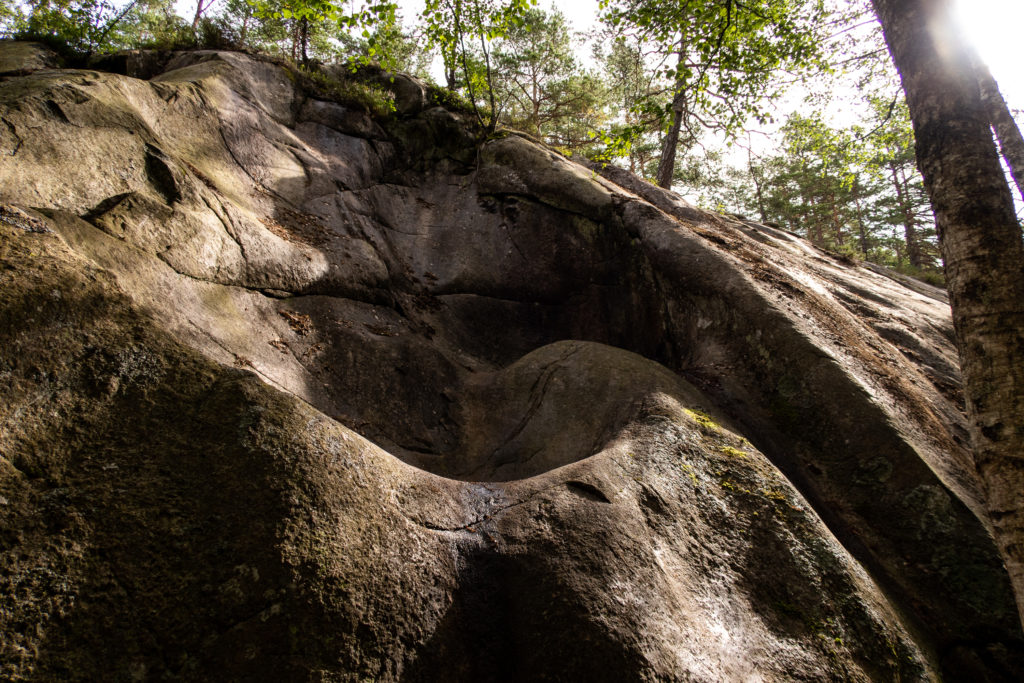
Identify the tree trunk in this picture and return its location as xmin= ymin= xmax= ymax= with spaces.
xmin=239 ymin=11 xmax=249 ymax=47
xmin=872 ymin=0 xmax=1024 ymax=628
xmin=191 ymin=0 xmax=215 ymax=31
xmin=797 ymin=179 xmax=820 ymax=245
xmin=748 ymin=149 xmax=768 ymax=223
xmin=977 ymin=62 xmax=1024 ymax=203
xmin=657 ymin=50 xmax=687 ymax=190
xmin=530 ymin=72 xmax=541 ymax=137
xmin=656 ymin=93 xmax=684 ymax=189
xmin=828 ymin=188 xmax=844 ymax=247
xmin=299 ymin=18 xmax=309 ymax=66
xmin=890 ymin=161 xmax=923 ymax=267
xmin=853 ymin=181 xmax=870 ymax=258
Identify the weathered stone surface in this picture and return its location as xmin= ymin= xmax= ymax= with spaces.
xmin=0 ymin=40 xmax=61 ymax=77
xmin=89 ymin=49 xmax=172 ymax=79
xmin=1 ymin=41 xmax=1022 ymax=680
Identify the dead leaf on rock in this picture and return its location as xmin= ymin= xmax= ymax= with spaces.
xmin=259 ymin=208 xmax=330 ymax=247
xmin=279 ymin=310 xmax=313 ymax=336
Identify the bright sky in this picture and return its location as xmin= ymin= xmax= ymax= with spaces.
xmin=953 ymin=0 xmax=1023 ymax=113
xmin=537 ymin=0 xmax=1024 ymax=116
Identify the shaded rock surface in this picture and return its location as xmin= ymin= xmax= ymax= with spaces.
xmin=1 ymin=41 xmax=1021 ymax=680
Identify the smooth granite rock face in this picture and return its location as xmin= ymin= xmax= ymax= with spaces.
xmin=1 ymin=41 xmax=1022 ymax=681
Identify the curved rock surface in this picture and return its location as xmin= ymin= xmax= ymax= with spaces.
xmin=1 ymin=41 xmax=1022 ymax=680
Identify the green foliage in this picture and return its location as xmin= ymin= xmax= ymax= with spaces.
xmin=426 ymin=82 xmax=475 ymax=114
xmin=420 ymin=0 xmax=534 ymax=132
xmin=892 ymin=263 xmax=945 ymax=288
xmin=220 ymin=0 xmax=292 ymax=54
xmin=681 ymin=99 xmax=941 ymax=278
xmin=295 ymin=64 xmax=395 ymax=116
xmin=590 ymin=36 xmax=661 ymax=172
xmin=242 ymin=0 xmax=397 ymax=63
xmin=11 ymin=0 xmax=207 ymax=54
xmin=0 ymin=0 xmax=22 ymax=36
xmin=489 ymin=7 xmax=607 ymax=154
xmin=357 ymin=12 xmax=430 ymax=76
xmin=263 ymin=0 xmax=394 ymax=29
xmin=15 ymin=0 xmax=137 ymax=53
xmin=11 ymin=0 xmax=230 ymax=54
xmin=115 ymin=0 xmax=196 ymax=50
xmin=762 ymin=112 xmax=873 ymax=251
xmin=598 ymin=0 xmax=831 ymax=184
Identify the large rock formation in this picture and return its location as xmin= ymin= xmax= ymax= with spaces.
xmin=1 ymin=40 xmax=1021 ymax=680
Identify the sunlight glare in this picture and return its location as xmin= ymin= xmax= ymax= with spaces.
xmin=952 ymin=0 xmax=1024 ymax=112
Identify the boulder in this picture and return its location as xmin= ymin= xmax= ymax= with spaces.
xmin=0 ymin=40 xmax=61 ymax=77
xmin=1 ymin=42 xmax=1021 ymax=681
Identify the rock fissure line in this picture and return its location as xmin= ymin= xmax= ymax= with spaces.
xmin=1 ymin=116 xmax=21 ymax=156
xmin=196 ymin=190 xmax=247 ymax=263
xmin=182 ymin=318 xmax=303 ymax=396
xmin=492 ymin=344 xmax=582 ymax=454
xmin=333 ymin=191 xmax=398 ymax=285
xmin=482 ymin=188 xmax=607 ymax=224
xmin=499 ymin=219 xmax=529 ymax=263
xmin=65 ymin=206 xmax=398 ymax=312
xmin=213 ymin=123 xmax=286 ymax=206
xmin=432 ymin=290 xmax=564 ymax=306
xmin=414 ymin=482 xmax=566 ymax=533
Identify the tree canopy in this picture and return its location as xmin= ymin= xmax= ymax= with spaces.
xmin=599 ymin=0 xmax=831 ymax=187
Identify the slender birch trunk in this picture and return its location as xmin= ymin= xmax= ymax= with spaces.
xmin=977 ymin=62 xmax=1024 ymax=204
xmin=872 ymin=0 xmax=1024 ymax=628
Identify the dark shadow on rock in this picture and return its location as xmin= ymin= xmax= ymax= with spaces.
xmin=402 ymin=549 xmax=519 ymax=683
xmin=403 ymin=544 xmax=648 ymax=683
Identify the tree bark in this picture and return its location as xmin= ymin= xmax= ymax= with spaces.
xmin=192 ymin=0 xmax=215 ymax=30
xmin=977 ymin=62 xmax=1024 ymax=204
xmin=748 ymin=148 xmax=768 ymax=223
xmin=445 ymin=63 xmax=457 ymax=91
xmin=853 ymin=188 xmax=870 ymax=258
xmin=300 ymin=18 xmax=309 ymax=66
xmin=890 ymin=161 xmax=923 ymax=267
xmin=239 ymin=11 xmax=249 ymax=47
xmin=657 ymin=49 xmax=687 ymax=190
xmin=656 ymin=91 xmax=684 ymax=189
xmin=828 ymin=188 xmax=844 ymax=247
xmin=872 ymin=0 xmax=1024 ymax=627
